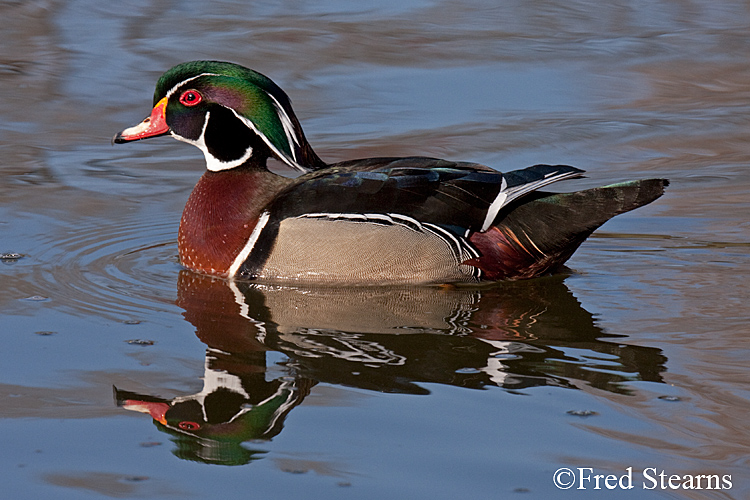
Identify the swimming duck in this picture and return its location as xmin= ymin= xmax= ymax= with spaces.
xmin=114 ymin=61 xmax=667 ymax=285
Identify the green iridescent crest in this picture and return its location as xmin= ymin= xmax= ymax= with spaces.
xmin=155 ymin=61 xmax=305 ymax=170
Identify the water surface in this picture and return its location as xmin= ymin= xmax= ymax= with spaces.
xmin=2 ymin=1 xmax=750 ymax=499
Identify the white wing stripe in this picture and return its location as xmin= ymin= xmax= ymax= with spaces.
xmin=480 ymin=169 xmax=582 ymax=231
xmin=481 ymin=177 xmax=508 ymax=232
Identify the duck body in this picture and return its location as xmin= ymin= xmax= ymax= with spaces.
xmin=115 ymin=61 xmax=667 ymax=285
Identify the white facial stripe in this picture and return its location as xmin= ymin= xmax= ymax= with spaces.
xmin=165 ymin=72 xmax=222 ymax=100
xmin=274 ymin=102 xmax=298 ymax=162
xmin=229 ymin=210 xmax=271 ymax=278
xmin=266 ymin=92 xmax=301 ymax=159
xmin=233 ymin=111 xmax=306 ymax=172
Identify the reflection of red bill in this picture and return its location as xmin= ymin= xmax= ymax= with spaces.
xmin=121 ymin=399 xmax=169 ymax=425
xmin=113 ymin=97 xmax=169 ymax=143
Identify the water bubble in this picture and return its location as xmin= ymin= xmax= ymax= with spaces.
xmin=658 ymin=395 xmax=681 ymax=402
xmin=566 ymin=410 xmax=598 ymax=417
xmin=23 ymin=295 xmax=49 ymax=301
xmin=125 ymin=339 xmax=154 ymax=346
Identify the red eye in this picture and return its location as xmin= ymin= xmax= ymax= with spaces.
xmin=178 ymin=421 xmax=201 ymax=430
xmin=179 ymin=90 xmax=202 ymax=106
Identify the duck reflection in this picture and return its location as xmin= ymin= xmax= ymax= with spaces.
xmin=116 ymin=271 xmax=666 ymax=464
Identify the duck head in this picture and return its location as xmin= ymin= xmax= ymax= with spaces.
xmin=114 ymin=60 xmax=324 ymax=172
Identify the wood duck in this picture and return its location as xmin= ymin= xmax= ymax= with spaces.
xmin=114 ymin=61 xmax=667 ymax=285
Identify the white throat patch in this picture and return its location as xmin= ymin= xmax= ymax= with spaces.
xmin=172 ymin=110 xmax=254 ymax=172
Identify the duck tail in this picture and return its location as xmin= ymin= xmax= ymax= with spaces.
xmin=466 ymin=179 xmax=669 ymax=280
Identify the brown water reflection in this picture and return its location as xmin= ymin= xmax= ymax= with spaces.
xmin=115 ymin=271 xmax=666 ymax=465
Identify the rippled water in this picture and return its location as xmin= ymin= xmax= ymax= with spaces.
xmin=2 ymin=1 xmax=750 ymax=499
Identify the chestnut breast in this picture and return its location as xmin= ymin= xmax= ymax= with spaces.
xmin=178 ymin=168 xmax=291 ymax=277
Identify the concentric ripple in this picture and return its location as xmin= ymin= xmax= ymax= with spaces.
xmin=20 ymin=209 xmax=182 ymax=321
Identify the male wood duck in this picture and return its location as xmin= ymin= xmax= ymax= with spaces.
xmin=114 ymin=61 xmax=668 ymax=285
